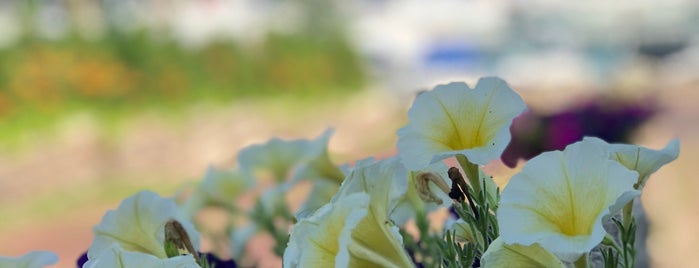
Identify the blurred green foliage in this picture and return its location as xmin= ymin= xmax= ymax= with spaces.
xmin=0 ymin=29 xmax=365 ymax=147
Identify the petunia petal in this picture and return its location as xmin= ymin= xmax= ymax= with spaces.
xmin=0 ymin=251 xmax=58 ymax=268
xmin=333 ymin=158 xmax=415 ymax=267
xmin=295 ymin=179 xmax=341 ymax=220
xmin=481 ymin=238 xmax=564 ymax=268
xmin=83 ymin=244 xmax=200 ymax=268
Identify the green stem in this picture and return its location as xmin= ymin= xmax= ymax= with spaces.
xmin=621 ymin=199 xmax=637 ymax=267
xmin=455 ymin=155 xmax=481 ymax=196
xmin=574 ymin=253 xmax=589 ymax=268
xmin=621 ymin=199 xmax=634 ymax=230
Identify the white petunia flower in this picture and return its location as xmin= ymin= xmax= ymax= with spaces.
xmin=583 ymin=137 xmax=679 ymax=189
xmin=284 ymin=158 xmax=415 ymax=268
xmin=397 ymin=77 xmax=526 ymax=169
xmin=0 ymin=251 xmax=58 ymax=268
xmin=284 ymin=192 xmax=370 ymax=267
xmin=181 ymin=167 xmax=253 ymax=218
xmin=332 ymin=158 xmax=406 ymax=221
xmin=498 ymin=139 xmax=640 ymax=262
xmin=88 ymin=191 xmax=200 ymax=261
xmin=237 ymin=129 xmax=344 ymax=219
xmin=238 ymin=129 xmax=341 ymax=183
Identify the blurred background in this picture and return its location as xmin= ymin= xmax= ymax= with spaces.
xmin=0 ymin=0 xmax=697 ymax=267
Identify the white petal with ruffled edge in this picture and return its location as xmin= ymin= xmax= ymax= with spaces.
xmin=481 ymin=238 xmax=564 ymax=268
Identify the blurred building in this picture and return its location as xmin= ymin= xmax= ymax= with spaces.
xmin=0 ymin=0 xmax=697 ymax=93
xmin=346 ymin=0 xmax=699 ymax=92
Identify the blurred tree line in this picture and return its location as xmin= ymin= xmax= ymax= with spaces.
xmin=0 ymin=0 xmax=365 ymax=146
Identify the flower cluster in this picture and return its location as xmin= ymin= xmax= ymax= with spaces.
xmin=2 ymin=77 xmax=679 ymax=267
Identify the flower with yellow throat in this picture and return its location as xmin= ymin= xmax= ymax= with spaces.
xmin=497 ymin=139 xmax=640 ymax=262
xmin=397 ymin=77 xmax=526 ymax=169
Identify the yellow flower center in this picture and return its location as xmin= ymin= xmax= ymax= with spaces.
xmin=545 ymin=202 xmax=596 ymax=237
xmin=446 ymin=126 xmax=486 ymax=151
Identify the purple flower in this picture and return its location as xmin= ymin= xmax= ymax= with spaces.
xmin=502 ymin=97 xmax=656 ymax=167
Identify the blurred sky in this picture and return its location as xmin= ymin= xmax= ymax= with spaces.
xmin=0 ymin=1 xmax=697 ymax=267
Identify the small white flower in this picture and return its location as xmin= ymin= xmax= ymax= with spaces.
xmin=237 ymin=129 xmax=344 ymax=219
xmin=0 ymin=251 xmax=58 ymax=268
xmin=181 ymin=167 xmax=253 ymax=218
xmin=584 ymin=137 xmax=679 ymax=189
xmin=238 ymin=129 xmax=341 ymax=183
xmin=498 ymin=139 xmax=640 ymax=262
xmin=397 ymin=77 xmax=526 ymax=169
xmin=88 ymin=191 xmax=200 ymax=261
